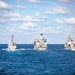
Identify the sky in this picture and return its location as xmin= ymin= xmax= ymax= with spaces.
xmin=0 ymin=0 xmax=75 ymax=44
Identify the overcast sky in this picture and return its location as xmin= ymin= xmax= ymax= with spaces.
xmin=0 ymin=0 xmax=75 ymax=44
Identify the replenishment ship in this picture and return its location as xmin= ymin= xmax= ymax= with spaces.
xmin=65 ymin=35 xmax=75 ymax=50
xmin=8 ymin=35 xmax=16 ymax=51
xmin=34 ymin=33 xmax=47 ymax=50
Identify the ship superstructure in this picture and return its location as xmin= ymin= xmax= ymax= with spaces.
xmin=34 ymin=33 xmax=47 ymax=50
xmin=8 ymin=35 xmax=16 ymax=51
xmin=65 ymin=35 xmax=75 ymax=50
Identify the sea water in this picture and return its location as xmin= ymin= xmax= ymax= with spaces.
xmin=0 ymin=44 xmax=75 ymax=75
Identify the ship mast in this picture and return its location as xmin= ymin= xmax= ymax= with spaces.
xmin=40 ymin=33 xmax=43 ymax=39
xmin=11 ymin=35 xmax=14 ymax=42
xmin=68 ymin=34 xmax=71 ymax=39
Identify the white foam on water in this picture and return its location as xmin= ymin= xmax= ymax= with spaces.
xmin=17 ymin=48 xmax=33 ymax=50
xmin=2 ymin=48 xmax=33 ymax=52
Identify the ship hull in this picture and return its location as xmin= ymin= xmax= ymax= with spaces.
xmin=34 ymin=47 xmax=47 ymax=50
xmin=65 ymin=47 xmax=75 ymax=51
xmin=8 ymin=44 xmax=16 ymax=51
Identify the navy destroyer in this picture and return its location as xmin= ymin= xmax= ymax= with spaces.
xmin=65 ymin=35 xmax=75 ymax=50
xmin=8 ymin=35 xmax=16 ymax=51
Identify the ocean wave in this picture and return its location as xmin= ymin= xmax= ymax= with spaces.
xmin=2 ymin=48 xmax=65 ymax=52
xmin=2 ymin=48 xmax=34 ymax=51
xmin=2 ymin=48 xmax=49 ymax=51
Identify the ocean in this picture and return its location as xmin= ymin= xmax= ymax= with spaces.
xmin=0 ymin=44 xmax=75 ymax=75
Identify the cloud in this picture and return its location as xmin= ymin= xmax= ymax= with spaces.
xmin=15 ymin=5 xmax=26 ymax=9
xmin=9 ymin=16 xmax=34 ymax=22
xmin=35 ymin=12 xmax=46 ymax=19
xmin=6 ymin=23 xmax=21 ymax=32
xmin=60 ymin=0 xmax=70 ymax=3
xmin=0 ymin=18 xmax=5 ymax=23
xmin=20 ymin=26 xmax=29 ymax=30
xmin=23 ymin=16 xmax=34 ymax=21
xmin=41 ymin=26 xmax=60 ymax=34
xmin=0 ymin=1 xmax=10 ymax=9
xmin=15 ymin=5 xmax=39 ymax=9
xmin=55 ymin=19 xmax=63 ymax=24
xmin=0 ymin=11 xmax=21 ymax=24
xmin=0 ymin=11 xmax=48 ymax=32
xmin=45 ymin=6 xmax=68 ymax=15
xmin=64 ymin=17 xmax=75 ymax=24
xmin=10 ymin=15 xmax=46 ymax=22
xmin=0 ymin=10 xmax=47 ymax=24
xmin=65 ymin=26 xmax=75 ymax=32
xmin=56 ymin=17 xmax=75 ymax=25
xmin=27 ymin=0 xmax=40 ymax=3
xmin=43 ymin=21 xmax=49 ymax=25
xmin=22 ymin=22 xmax=36 ymax=27
xmin=2 ymin=11 xmax=20 ymax=17
xmin=19 ymin=22 xmax=37 ymax=30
